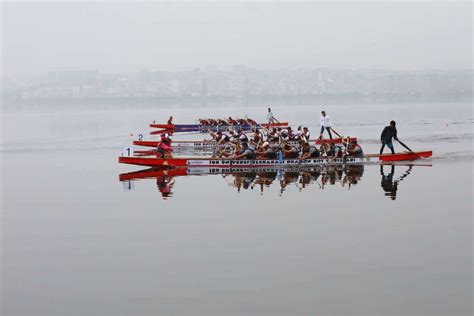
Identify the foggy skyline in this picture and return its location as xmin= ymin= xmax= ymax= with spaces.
xmin=2 ymin=1 xmax=472 ymax=77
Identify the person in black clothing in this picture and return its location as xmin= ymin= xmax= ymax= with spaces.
xmin=380 ymin=120 xmax=398 ymax=154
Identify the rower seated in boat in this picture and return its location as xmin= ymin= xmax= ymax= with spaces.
xmin=318 ymin=140 xmax=330 ymax=156
xmin=256 ymin=142 xmax=277 ymax=159
xmin=246 ymin=118 xmax=257 ymax=125
xmin=237 ymin=130 xmax=249 ymax=143
xmin=345 ymin=139 xmax=364 ymax=157
xmin=301 ymin=127 xmax=310 ymax=142
xmin=281 ymin=142 xmax=299 ymax=159
xmin=227 ymin=117 xmax=238 ymax=125
xmin=229 ymin=130 xmax=240 ymax=144
xmin=267 ymin=128 xmax=280 ymax=142
xmin=300 ymin=142 xmax=320 ymax=159
xmin=167 ymin=116 xmax=173 ymax=125
xmin=199 ymin=119 xmax=210 ymax=126
xmin=237 ymin=118 xmax=246 ymax=126
xmin=157 ymin=134 xmax=173 ymax=158
xmin=252 ymin=130 xmax=263 ymax=146
xmin=286 ymin=127 xmax=296 ymax=140
xmin=231 ymin=141 xmax=257 ymax=160
xmin=217 ymin=119 xmax=229 ymax=126
xmin=327 ymin=143 xmax=343 ymax=159
xmin=210 ymin=131 xmax=231 ymax=145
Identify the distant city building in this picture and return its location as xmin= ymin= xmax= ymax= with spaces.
xmin=1 ymin=67 xmax=472 ymax=102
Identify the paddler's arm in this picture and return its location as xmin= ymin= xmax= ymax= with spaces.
xmin=300 ymin=151 xmax=310 ymax=160
xmin=380 ymin=127 xmax=387 ymax=142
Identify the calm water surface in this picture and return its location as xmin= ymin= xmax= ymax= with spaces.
xmin=1 ymin=102 xmax=472 ymax=315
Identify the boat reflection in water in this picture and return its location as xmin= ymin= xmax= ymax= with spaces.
xmin=120 ymin=164 xmax=426 ymax=200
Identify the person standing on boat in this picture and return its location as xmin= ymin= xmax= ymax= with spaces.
xmin=320 ymin=111 xmax=333 ymax=139
xmin=380 ymin=120 xmax=398 ymax=154
xmin=267 ymin=107 xmax=280 ymax=124
xmin=380 ymin=120 xmax=414 ymax=154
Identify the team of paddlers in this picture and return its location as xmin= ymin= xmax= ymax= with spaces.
xmin=157 ymin=109 xmax=407 ymax=160
xmin=168 ymin=116 xmax=259 ymax=127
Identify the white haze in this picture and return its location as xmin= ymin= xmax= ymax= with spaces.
xmin=1 ymin=1 xmax=472 ymax=77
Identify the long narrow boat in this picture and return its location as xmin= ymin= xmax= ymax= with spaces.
xmin=136 ymin=137 xmax=358 ymax=148
xmin=133 ymin=137 xmax=358 ymax=148
xmin=149 ymin=122 xmax=288 ymax=134
xmin=118 ymin=151 xmax=432 ymax=167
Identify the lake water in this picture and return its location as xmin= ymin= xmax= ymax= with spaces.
xmin=1 ymin=102 xmax=472 ymax=315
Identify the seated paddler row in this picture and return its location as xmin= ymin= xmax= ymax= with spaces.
xmin=155 ymin=126 xmax=363 ymax=160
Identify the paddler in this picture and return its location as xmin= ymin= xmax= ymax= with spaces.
xmin=319 ymin=139 xmax=331 ymax=157
xmin=156 ymin=133 xmax=173 ymax=158
xmin=167 ymin=116 xmax=173 ymax=125
xmin=296 ymin=126 xmax=310 ymax=142
xmin=300 ymin=142 xmax=320 ymax=159
xmin=210 ymin=131 xmax=231 ymax=145
xmin=345 ymin=139 xmax=364 ymax=157
xmin=281 ymin=142 xmax=299 ymax=158
xmin=237 ymin=130 xmax=249 ymax=143
xmin=320 ymin=110 xmax=333 ymax=139
xmin=227 ymin=117 xmax=238 ymax=125
xmin=231 ymin=141 xmax=257 ymax=159
xmin=327 ymin=142 xmax=343 ymax=159
xmin=256 ymin=141 xmax=277 ymax=159
xmin=252 ymin=130 xmax=263 ymax=146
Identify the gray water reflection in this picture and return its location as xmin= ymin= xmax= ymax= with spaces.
xmin=120 ymin=164 xmax=426 ymax=200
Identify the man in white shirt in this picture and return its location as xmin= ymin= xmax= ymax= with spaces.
xmin=320 ymin=110 xmax=333 ymax=139
xmin=267 ymin=107 xmax=280 ymax=124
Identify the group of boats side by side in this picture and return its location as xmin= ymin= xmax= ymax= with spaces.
xmin=118 ymin=109 xmax=433 ymax=168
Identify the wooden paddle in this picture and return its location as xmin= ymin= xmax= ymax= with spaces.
xmin=330 ymin=128 xmax=343 ymax=138
xmin=396 ymin=139 xmax=414 ymax=153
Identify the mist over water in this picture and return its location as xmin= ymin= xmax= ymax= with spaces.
xmin=1 ymin=1 xmax=473 ymax=314
xmin=1 ymin=101 xmax=473 ymax=315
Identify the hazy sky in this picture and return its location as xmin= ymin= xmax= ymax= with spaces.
xmin=1 ymin=1 xmax=472 ymax=76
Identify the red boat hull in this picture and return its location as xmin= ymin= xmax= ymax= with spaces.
xmin=119 ymin=151 xmax=432 ymax=167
